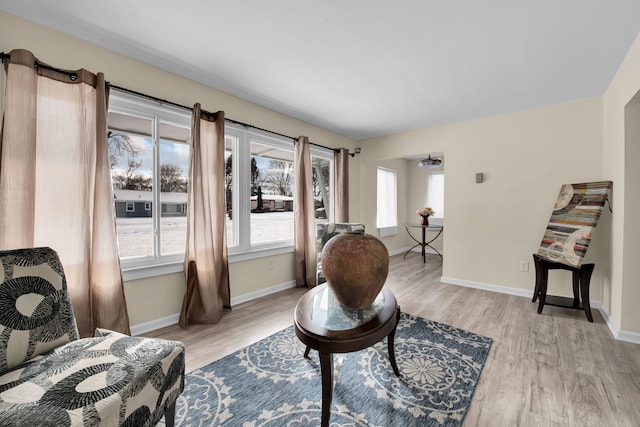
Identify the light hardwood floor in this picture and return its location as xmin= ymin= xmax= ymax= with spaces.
xmin=148 ymin=253 xmax=640 ymax=426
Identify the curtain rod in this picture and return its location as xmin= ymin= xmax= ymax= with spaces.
xmin=106 ymin=83 xmax=340 ymax=153
xmin=1 ymin=51 xmax=342 ymax=154
xmin=1 ymin=51 xmax=78 ymax=81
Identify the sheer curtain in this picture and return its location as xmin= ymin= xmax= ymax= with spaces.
xmin=334 ymin=148 xmax=350 ymax=222
xmin=180 ymin=104 xmax=230 ymax=327
xmin=294 ymin=136 xmax=317 ymax=288
xmin=0 ymin=49 xmax=130 ymax=337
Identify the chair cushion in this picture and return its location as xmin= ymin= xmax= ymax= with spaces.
xmin=0 ymin=334 xmax=185 ymax=426
xmin=316 ymin=223 xmax=365 ymax=255
xmin=0 ymin=247 xmax=79 ymax=375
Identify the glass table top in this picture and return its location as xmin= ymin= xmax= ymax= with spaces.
xmin=306 ymin=285 xmax=385 ymax=331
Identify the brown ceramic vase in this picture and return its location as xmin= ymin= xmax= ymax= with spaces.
xmin=321 ymin=232 xmax=389 ymax=309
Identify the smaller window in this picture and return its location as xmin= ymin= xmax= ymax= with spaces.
xmin=126 ymin=202 xmax=135 ymax=212
xmin=377 ymin=167 xmax=397 ymax=236
xmin=426 ymin=172 xmax=445 ymax=220
xmin=144 ymin=202 xmax=151 ymax=211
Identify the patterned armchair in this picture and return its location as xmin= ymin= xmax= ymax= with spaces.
xmin=316 ymin=222 xmax=365 ymax=285
xmin=0 ymin=247 xmax=185 ymax=426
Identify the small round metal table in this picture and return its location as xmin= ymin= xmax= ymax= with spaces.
xmin=293 ymin=284 xmax=401 ymax=427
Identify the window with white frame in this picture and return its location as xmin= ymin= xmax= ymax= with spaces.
xmin=376 ymin=166 xmax=397 ymax=235
xmin=108 ymin=90 xmax=191 ymax=276
xmin=426 ymin=172 xmax=444 ymax=222
xmin=224 ymin=123 xmax=334 ymax=259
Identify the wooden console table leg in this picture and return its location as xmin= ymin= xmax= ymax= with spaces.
xmin=532 ymin=255 xmax=541 ymax=302
xmin=571 ymin=271 xmax=581 ymax=308
xmin=319 ymin=352 xmax=333 ymax=427
xmin=536 ymin=261 xmax=549 ymax=314
xmin=580 ymin=264 xmax=595 ymax=322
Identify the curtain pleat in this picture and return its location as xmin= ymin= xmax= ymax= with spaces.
xmin=334 ymin=148 xmax=350 ymax=222
xmin=294 ymin=136 xmax=317 ymax=288
xmin=0 ymin=49 xmax=130 ymax=337
xmin=179 ymin=104 xmax=230 ymax=327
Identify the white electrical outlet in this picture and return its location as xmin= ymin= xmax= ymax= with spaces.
xmin=519 ymin=261 xmax=529 ymax=272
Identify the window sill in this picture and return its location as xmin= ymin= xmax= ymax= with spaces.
xmin=228 ymin=245 xmax=294 ymax=263
xmin=121 ymin=261 xmax=184 ymax=282
xmin=121 ymin=245 xmax=295 ymax=281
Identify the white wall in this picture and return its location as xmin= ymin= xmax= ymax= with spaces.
xmin=360 ymin=98 xmax=606 ymax=301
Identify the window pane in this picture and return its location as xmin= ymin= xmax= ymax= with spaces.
xmin=376 ymin=167 xmax=397 ymax=228
xmin=426 ymin=172 xmax=445 ymax=219
xmin=250 ymin=140 xmax=294 ymax=245
xmin=159 ymin=128 xmax=189 ymax=255
xmin=109 ymin=114 xmax=154 ymax=259
xmin=312 ymin=156 xmax=330 ymax=223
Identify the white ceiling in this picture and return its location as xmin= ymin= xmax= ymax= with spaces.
xmin=1 ymin=1 xmax=640 ymax=141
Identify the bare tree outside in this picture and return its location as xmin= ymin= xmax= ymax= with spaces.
xmin=264 ymin=159 xmax=294 ymax=196
xmin=107 ymin=131 xmax=141 ymax=169
xmin=160 ymin=164 xmax=187 ymax=192
xmin=111 ymin=159 xmax=152 ymax=191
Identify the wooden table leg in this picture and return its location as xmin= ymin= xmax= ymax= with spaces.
xmin=319 ymin=351 xmax=333 ymax=427
xmin=387 ymin=307 xmax=401 ymax=377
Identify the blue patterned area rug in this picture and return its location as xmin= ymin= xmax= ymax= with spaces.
xmin=172 ymin=313 xmax=492 ymax=426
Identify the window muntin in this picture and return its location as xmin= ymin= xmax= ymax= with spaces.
xmin=376 ymin=167 xmax=397 ymax=229
xmin=108 ymin=91 xmax=190 ymax=268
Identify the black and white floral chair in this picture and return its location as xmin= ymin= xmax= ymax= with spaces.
xmin=0 ymin=247 xmax=185 ymax=426
xmin=316 ymin=222 xmax=365 ymax=285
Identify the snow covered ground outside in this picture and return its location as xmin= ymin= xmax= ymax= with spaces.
xmin=116 ymin=211 xmax=295 ymax=258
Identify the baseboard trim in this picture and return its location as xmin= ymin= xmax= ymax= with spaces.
xmin=440 ymin=276 xmax=640 ymax=344
xmin=595 ymin=303 xmax=640 ymax=344
xmin=130 ymin=313 xmax=180 ymax=336
xmin=130 ymin=280 xmax=297 ymax=336
xmin=230 ymin=280 xmax=297 ymax=306
xmin=390 ymin=247 xmax=444 ymax=257
xmin=440 ymin=276 xmax=531 ymax=298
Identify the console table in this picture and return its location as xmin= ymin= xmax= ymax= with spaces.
xmin=531 ymin=254 xmax=595 ymax=322
xmin=404 ymin=224 xmax=443 ymax=263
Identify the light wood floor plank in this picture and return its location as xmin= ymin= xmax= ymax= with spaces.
xmin=147 ymin=253 xmax=640 ymax=426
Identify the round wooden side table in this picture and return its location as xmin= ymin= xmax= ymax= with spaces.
xmin=293 ymin=284 xmax=401 ymax=427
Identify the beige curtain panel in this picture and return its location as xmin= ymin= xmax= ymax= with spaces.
xmin=334 ymin=147 xmax=350 ymax=222
xmin=294 ymin=136 xmax=318 ymax=288
xmin=180 ymin=104 xmax=230 ymax=327
xmin=0 ymin=49 xmax=130 ymax=337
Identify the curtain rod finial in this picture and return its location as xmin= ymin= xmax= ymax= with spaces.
xmin=349 ymin=147 xmax=361 ymax=157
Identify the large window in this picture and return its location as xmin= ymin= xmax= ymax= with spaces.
xmin=108 ymin=91 xmax=191 ymax=277
xmin=376 ymin=166 xmax=397 ymax=236
xmin=225 ymin=123 xmax=333 ymax=259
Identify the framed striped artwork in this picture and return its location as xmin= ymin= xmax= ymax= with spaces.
xmin=537 ymin=181 xmax=612 ymax=267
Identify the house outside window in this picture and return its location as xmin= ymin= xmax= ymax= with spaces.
xmin=108 ymin=90 xmax=191 ymax=279
xmin=376 ymin=166 xmax=397 ymax=237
